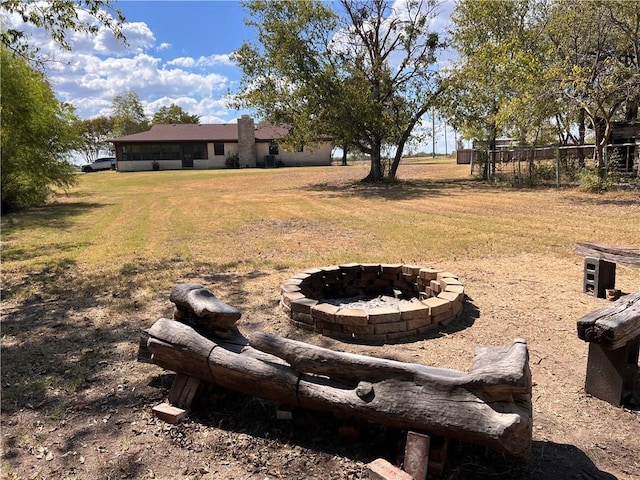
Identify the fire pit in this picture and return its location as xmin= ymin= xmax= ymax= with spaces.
xmin=280 ymin=263 xmax=464 ymax=343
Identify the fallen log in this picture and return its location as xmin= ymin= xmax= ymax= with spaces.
xmin=142 ymin=317 xmax=532 ymax=457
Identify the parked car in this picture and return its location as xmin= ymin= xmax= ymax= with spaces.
xmin=82 ymin=157 xmax=116 ymax=172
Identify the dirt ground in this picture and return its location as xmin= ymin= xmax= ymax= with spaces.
xmin=2 ymin=170 xmax=640 ymax=479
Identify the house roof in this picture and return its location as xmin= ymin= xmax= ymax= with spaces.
xmin=111 ymin=123 xmax=291 ymax=143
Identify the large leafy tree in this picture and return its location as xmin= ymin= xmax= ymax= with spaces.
xmin=111 ymin=91 xmax=149 ymax=136
xmin=544 ymin=0 xmax=640 ymax=175
xmin=441 ymin=0 xmax=545 ymax=178
xmin=1 ymin=0 xmax=126 ymax=211
xmin=233 ymin=0 xmax=442 ymax=182
xmin=151 ymin=103 xmax=200 ymax=125
xmin=443 ymin=0 xmax=639 ymax=179
xmin=1 ymin=48 xmax=78 ymax=212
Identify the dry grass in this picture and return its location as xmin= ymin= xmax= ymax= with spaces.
xmin=1 ymin=158 xmax=639 ymax=480
xmin=3 ymin=160 xmax=638 ymax=277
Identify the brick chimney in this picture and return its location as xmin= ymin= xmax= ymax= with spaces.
xmin=237 ymin=115 xmax=257 ymax=168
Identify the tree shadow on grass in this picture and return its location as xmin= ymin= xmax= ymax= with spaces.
xmin=303 ymin=177 xmax=491 ymax=201
xmin=0 ymin=201 xmax=104 ymax=234
xmin=0 ymin=258 xmax=268 ymax=417
xmin=563 ymin=193 xmax=640 ymax=208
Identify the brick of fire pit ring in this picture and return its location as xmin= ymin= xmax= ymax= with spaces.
xmin=422 ymin=297 xmax=452 ymax=316
xmin=444 ymin=284 xmax=465 ymax=294
xmin=440 ymin=277 xmax=464 ymax=291
xmin=407 ymin=315 xmax=434 ymax=331
xmin=280 ymin=283 xmax=301 ymax=294
xmin=420 ymin=268 xmax=443 ymax=281
xmin=375 ymin=320 xmax=408 ymax=335
xmin=367 ymin=306 xmax=402 ymax=324
xmin=311 ymin=303 xmax=340 ymax=323
xmin=437 ymin=271 xmax=459 ymax=281
xmin=342 ymin=322 xmax=376 ymax=335
xmin=402 ymin=265 xmax=423 ymax=276
xmin=290 ymin=297 xmax=318 ymax=315
xmin=438 ymin=291 xmax=463 ymax=307
xmin=282 ymin=291 xmax=306 ymax=308
xmin=291 ymin=312 xmax=314 ymax=326
xmin=334 ymin=308 xmax=369 ymax=326
xmin=291 ymin=272 xmax=312 ymax=280
xmin=399 ymin=302 xmax=431 ymax=321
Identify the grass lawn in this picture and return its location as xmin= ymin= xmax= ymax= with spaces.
xmin=3 ymin=159 xmax=638 ymax=286
xmin=1 ymin=157 xmax=639 ymax=480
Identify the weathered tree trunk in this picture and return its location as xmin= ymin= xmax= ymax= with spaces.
xmin=141 ymin=318 xmax=532 ymax=457
xmin=363 ymin=138 xmax=384 ymax=182
xmin=578 ymin=108 xmax=586 ymax=169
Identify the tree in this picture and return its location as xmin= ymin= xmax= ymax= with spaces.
xmin=440 ymin=0 xmax=546 ymax=178
xmin=75 ymin=116 xmax=114 ymax=162
xmin=111 ymin=91 xmax=149 ymax=136
xmin=233 ymin=0 xmax=443 ymax=182
xmin=1 ymin=48 xmax=78 ymax=212
xmin=544 ymin=0 xmax=640 ymax=176
xmin=151 ymin=103 xmax=200 ymax=125
xmin=0 ymin=0 xmax=125 ymax=66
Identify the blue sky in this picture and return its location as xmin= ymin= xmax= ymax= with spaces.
xmin=5 ymin=0 xmax=459 ymax=152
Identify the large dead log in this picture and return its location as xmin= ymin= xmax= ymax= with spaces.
xmin=143 ymin=318 xmax=532 ymax=457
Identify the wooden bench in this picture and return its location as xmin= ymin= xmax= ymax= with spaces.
xmin=577 ymin=290 xmax=640 ymax=406
xmin=576 ymin=242 xmax=640 ymax=298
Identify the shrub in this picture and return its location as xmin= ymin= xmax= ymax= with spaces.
xmin=225 ymin=153 xmax=240 ymax=169
xmin=578 ymin=154 xmax=621 ymax=193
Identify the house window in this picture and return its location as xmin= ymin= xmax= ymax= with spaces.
xmin=269 ymin=143 xmax=279 ymax=155
xmin=192 ymin=143 xmax=207 ymax=159
xmin=214 ymin=142 xmax=225 ymax=156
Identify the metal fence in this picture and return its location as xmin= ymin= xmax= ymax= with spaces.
xmin=462 ymin=143 xmax=638 ymax=186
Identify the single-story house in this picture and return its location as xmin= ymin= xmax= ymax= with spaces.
xmin=110 ymin=115 xmax=333 ymax=172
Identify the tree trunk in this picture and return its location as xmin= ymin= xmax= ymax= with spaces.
xmin=341 ymin=144 xmax=348 ymax=166
xmin=363 ymin=141 xmax=383 ymax=182
xmin=141 ymin=318 xmax=532 ymax=458
xmin=578 ymin=108 xmax=586 ymax=168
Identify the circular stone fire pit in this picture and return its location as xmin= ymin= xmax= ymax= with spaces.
xmin=280 ymin=263 xmax=465 ymax=343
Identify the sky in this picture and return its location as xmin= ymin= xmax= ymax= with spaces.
xmin=5 ymin=0 xmax=460 ymax=153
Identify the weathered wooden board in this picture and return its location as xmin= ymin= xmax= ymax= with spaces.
xmin=576 ymin=242 xmax=640 ymax=268
xmin=577 ymin=291 xmax=640 ymax=349
xmin=143 ymin=318 xmax=532 ymax=457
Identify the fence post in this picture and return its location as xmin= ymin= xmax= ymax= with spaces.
xmin=555 ymin=147 xmax=561 ymax=188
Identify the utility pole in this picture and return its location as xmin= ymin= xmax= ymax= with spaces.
xmin=432 ymin=107 xmax=436 ymax=158
xmin=444 ymin=122 xmax=448 ymax=156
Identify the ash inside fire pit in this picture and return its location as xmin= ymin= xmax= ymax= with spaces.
xmin=280 ymin=263 xmax=465 ymax=344
xmin=325 ymin=294 xmax=413 ymax=311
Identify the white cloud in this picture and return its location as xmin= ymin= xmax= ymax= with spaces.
xmin=166 ymin=57 xmax=196 ymax=68
xmin=0 ymin=3 xmax=245 ymax=123
xmin=48 ymin=48 xmax=232 ymax=120
xmin=167 ymin=54 xmax=233 ymax=69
